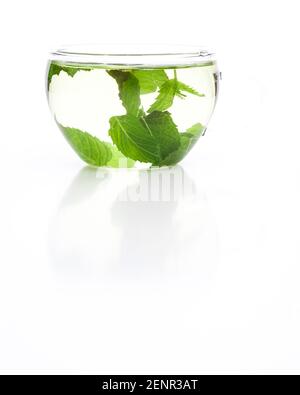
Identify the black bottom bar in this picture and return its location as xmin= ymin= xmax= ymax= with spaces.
xmin=0 ymin=374 xmax=294 ymax=393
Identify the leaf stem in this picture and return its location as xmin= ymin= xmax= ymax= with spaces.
xmin=174 ymin=69 xmax=178 ymax=81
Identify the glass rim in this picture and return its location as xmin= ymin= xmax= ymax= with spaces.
xmin=49 ymin=44 xmax=216 ymax=67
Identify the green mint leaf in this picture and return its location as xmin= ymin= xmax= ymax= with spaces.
xmin=109 ymin=115 xmax=160 ymax=163
xmin=131 ymin=70 xmax=168 ymax=94
xmin=158 ymin=123 xmax=205 ymax=166
xmin=121 ymin=75 xmax=141 ymax=115
xmin=182 ymin=123 xmax=206 ymax=139
xmin=106 ymin=144 xmax=135 ymax=168
xmin=141 ymin=111 xmax=180 ymax=163
xmin=48 ymin=63 xmax=63 ymax=88
xmin=47 ymin=62 xmax=91 ymax=89
xmin=176 ymin=81 xmax=205 ymax=97
xmin=158 ymin=135 xmax=192 ymax=166
xmin=57 ymin=123 xmax=112 ymax=166
xmin=106 ymin=69 xmax=129 ymax=85
xmin=148 ymin=76 xmax=205 ymax=112
xmin=107 ymin=70 xmax=141 ymax=116
xmin=137 ymin=108 xmax=146 ymax=117
xmin=148 ymin=80 xmax=177 ymax=113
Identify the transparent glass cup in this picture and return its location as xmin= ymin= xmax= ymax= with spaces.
xmin=46 ymin=44 xmax=220 ymax=168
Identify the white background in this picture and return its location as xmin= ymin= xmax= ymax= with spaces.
xmin=0 ymin=0 xmax=300 ymax=374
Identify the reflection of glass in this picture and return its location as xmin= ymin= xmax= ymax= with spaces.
xmin=111 ymin=167 xmax=195 ymax=276
xmin=48 ymin=166 xmax=218 ymax=283
xmin=59 ymin=166 xmax=111 ymax=207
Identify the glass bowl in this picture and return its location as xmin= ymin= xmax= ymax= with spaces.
xmin=46 ymin=44 xmax=219 ymax=168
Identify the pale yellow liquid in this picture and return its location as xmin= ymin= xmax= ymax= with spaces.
xmin=48 ymin=62 xmax=219 ymax=168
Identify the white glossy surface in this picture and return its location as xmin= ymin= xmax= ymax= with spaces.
xmin=1 ymin=0 xmax=300 ymax=374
